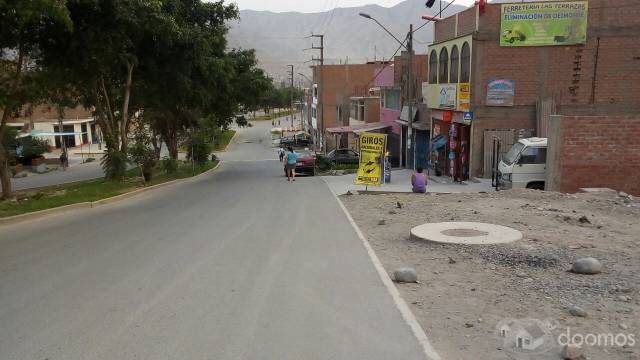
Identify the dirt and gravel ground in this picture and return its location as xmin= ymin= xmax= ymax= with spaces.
xmin=342 ymin=189 xmax=639 ymax=360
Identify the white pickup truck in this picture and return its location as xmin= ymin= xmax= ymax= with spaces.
xmin=498 ymin=137 xmax=547 ymax=190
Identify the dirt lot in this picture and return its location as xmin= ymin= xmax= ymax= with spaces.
xmin=341 ymin=189 xmax=639 ymax=360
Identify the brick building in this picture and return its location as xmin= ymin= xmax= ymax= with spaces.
xmin=311 ymin=62 xmax=382 ymax=150
xmin=547 ymin=114 xmax=640 ymax=196
xmin=424 ymin=0 xmax=640 ymax=181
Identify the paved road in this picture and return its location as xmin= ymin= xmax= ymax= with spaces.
xmin=0 ymin=120 xmax=426 ymax=360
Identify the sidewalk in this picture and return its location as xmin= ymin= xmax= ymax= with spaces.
xmin=322 ymin=169 xmax=495 ymax=195
xmin=12 ymin=160 xmax=105 ymax=191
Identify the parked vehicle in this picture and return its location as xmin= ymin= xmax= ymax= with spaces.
xmin=283 ymin=150 xmax=316 ymax=176
xmin=498 ymin=137 xmax=547 ymax=190
xmin=279 ymin=136 xmax=311 ymax=148
xmin=327 ymin=148 xmax=359 ymax=164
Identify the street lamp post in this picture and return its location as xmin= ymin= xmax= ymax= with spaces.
xmin=359 ymin=12 xmax=415 ymax=170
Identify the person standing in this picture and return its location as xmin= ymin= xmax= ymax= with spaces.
xmin=411 ymin=167 xmax=427 ymax=193
xmin=285 ymin=146 xmax=297 ymax=181
xmin=278 ymin=147 xmax=285 ymax=162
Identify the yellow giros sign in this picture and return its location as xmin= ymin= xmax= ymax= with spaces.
xmin=355 ymin=132 xmax=387 ymax=186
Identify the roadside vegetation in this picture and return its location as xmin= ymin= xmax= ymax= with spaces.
xmin=0 ymin=0 xmax=282 ymax=200
xmin=0 ymin=160 xmax=218 ymax=218
xmin=213 ymin=130 xmax=236 ymax=151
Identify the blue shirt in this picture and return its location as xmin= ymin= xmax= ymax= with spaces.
xmin=286 ymin=151 xmax=298 ymax=165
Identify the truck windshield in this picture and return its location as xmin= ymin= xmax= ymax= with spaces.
xmin=503 ymin=142 xmax=524 ymax=165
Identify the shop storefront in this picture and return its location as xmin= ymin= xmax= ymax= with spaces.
xmin=430 ymin=110 xmax=471 ymax=181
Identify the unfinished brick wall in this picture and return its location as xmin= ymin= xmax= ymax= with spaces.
xmin=547 ymin=115 xmax=640 ymax=195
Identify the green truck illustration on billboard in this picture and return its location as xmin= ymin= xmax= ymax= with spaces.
xmin=502 ymin=29 xmax=527 ymax=44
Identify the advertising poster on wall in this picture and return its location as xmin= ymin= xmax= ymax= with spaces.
xmin=487 ymin=79 xmax=516 ymax=107
xmin=438 ymin=84 xmax=457 ymax=110
xmin=500 ymin=1 xmax=588 ymax=47
xmin=458 ymin=83 xmax=471 ymax=111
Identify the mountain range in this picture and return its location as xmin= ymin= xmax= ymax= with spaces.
xmin=226 ymin=0 xmax=467 ymax=83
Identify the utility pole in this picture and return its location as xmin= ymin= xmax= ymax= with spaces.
xmin=308 ymin=34 xmax=324 ymax=151
xmin=407 ymin=24 xmax=415 ymax=170
xmin=287 ymin=64 xmax=294 ymax=128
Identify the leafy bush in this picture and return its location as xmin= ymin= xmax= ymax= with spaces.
xmin=102 ymin=149 xmax=128 ymax=180
xmin=187 ymin=132 xmax=212 ymax=165
xmin=161 ymin=157 xmax=178 ymax=174
xmin=315 ymin=154 xmax=333 ymax=171
xmin=13 ymin=136 xmax=49 ymax=164
xmin=128 ymin=125 xmax=158 ymax=183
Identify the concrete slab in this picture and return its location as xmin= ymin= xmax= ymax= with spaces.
xmin=410 ymin=222 xmax=523 ymax=245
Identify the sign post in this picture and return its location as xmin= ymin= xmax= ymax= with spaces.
xmin=355 ymin=132 xmax=387 ymax=187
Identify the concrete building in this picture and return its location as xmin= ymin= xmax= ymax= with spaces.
xmin=424 ymin=0 xmax=640 ymax=181
xmin=7 ymin=105 xmax=100 ymax=152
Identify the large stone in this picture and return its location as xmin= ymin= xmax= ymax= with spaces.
xmin=571 ymin=257 xmax=603 ymax=275
xmin=13 ymin=171 xmax=28 ymax=178
xmin=33 ymin=164 xmax=48 ymax=174
xmin=569 ymin=305 xmax=588 ymax=317
xmin=393 ymin=267 xmax=418 ymax=283
xmin=561 ymin=344 xmax=585 ymax=360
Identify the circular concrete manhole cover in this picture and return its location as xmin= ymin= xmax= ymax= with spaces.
xmin=410 ymin=222 xmax=522 ymax=245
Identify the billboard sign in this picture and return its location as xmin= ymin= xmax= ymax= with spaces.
xmin=500 ymin=1 xmax=588 ymax=47
xmin=487 ymin=79 xmax=515 ymax=107
xmin=355 ymin=132 xmax=387 ymax=186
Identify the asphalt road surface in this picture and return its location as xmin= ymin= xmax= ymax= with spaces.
xmin=0 ymin=120 xmax=427 ymax=360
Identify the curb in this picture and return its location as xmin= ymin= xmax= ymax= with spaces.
xmin=0 ymin=161 xmax=222 ymax=228
xmin=321 ymin=177 xmax=442 ymax=360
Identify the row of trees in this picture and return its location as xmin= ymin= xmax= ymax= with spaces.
xmin=0 ymin=0 xmax=274 ymax=199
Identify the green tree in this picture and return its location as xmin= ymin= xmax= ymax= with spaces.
xmin=0 ymin=0 xmax=71 ymax=199
xmin=138 ymin=0 xmax=239 ymax=160
xmin=39 ymin=0 xmax=170 ymax=178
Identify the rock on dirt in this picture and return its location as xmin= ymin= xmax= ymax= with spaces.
xmin=571 ymin=257 xmax=603 ymax=274
xmin=569 ymin=305 xmax=588 ymax=317
xmin=393 ymin=268 xmax=418 ymax=283
xmin=561 ymin=344 xmax=586 ymax=360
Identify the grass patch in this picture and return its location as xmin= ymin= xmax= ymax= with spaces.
xmin=0 ymin=160 xmax=218 ymax=218
xmin=214 ymin=130 xmax=236 ymax=151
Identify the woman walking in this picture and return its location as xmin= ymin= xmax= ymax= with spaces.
xmin=285 ymin=146 xmax=297 ymax=181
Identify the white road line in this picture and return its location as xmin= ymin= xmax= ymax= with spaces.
xmin=322 ymin=177 xmax=443 ymax=360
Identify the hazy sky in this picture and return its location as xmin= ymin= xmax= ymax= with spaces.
xmin=223 ymin=0 xmax=475 ymax=13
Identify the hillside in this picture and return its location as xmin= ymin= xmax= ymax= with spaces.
xmin=227 ymin=0 xmax=467 ymax=82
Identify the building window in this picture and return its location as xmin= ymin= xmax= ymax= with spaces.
xmin=450 ymin=45 xmax=459 ymax=84
xmin=429 ymin=50 xmax=438 ymax=83
xmin=383 ymin=89 xmax=401 ymax=110
xmin=460 ymin=42 xmax=471 ymax=83
xmin=439 ymin=48 xmax=449 ymax=84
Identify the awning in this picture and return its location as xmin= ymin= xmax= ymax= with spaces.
xmin=326 ymin=121 xmax=391 ymax=135
xmin=399 ymin=105 xmax=418 ymax=122
xmin=431 ymin=134 xmax=447 ymax=149
xmin=17 ymin=130 xmax=87 ymax=138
